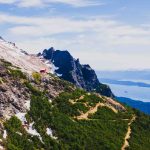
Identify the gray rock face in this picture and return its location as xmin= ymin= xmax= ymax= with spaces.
xmin=39 ymin=47 xmax=114 ymax=97
xmin=0 ymin=59 xmax=75 ymax=119
xmin=0 ymin=64 xmax=29 ymax=119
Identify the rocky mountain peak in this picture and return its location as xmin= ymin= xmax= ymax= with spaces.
xmin=42 ymin=47 xmax=55 ymax=60
xmin=40 ymin=47 xmax=114 ymax=97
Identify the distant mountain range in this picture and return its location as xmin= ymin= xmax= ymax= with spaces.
xmin=117 ymin=97 xmax=150 ymax=115
xmin=99 ymin=78 xmax=150 ymax=88
xmin=96 ymin=70 xmax=150 ymax=80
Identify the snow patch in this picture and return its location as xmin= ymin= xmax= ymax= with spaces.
xmin=46 ymin=128 xmax=58 ymax=139
xmin=49 ymin=99 xmax=52 ymax=103
xmin=25 ymin=122 xmax=43 ymax=143
xmin=26 ymin=122 xmax=39 ymax=136
xmin=0 ymin=145 xmax=4 ymax=150
xmin=15 ymin=113 xmax=43 ymax=143
xmin=3 ymin=130 xmax=7 ymax=139
xmin=56 ymin=73 xmax=62 ymax=77
xmin=15 ymin=113 xmax=27 ymax=124
xmin=52 ymin=64 xmax=59 ymax=71
xmin=16 ymin=132 xmax=22 ymax=136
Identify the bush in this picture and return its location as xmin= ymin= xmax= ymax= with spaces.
xmin=32 ymin=72 xmax=41 ymax=83
xmin=9 ymin=69 xmax=26 ymax=79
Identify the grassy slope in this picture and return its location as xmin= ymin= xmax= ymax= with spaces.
xmin=1 ymin=60 xmax=150 ymax=150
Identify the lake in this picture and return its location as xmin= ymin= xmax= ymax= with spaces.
xmin=105 ymin=83 xmax=150 ymax=102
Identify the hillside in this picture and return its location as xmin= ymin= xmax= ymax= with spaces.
xmin=0 ymin=59 xmax=150 ymax=150
xmin=0 ymin=38 xmax=149 ymax=150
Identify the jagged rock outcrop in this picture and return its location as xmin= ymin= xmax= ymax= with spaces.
xmin=38 ymin=47 xmax=114 ymax=97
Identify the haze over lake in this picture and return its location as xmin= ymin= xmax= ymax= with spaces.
xmin=97 ymin=70 xmax=150 ymax=102
xmin=105 ymin=83 xmax=150 ymax=102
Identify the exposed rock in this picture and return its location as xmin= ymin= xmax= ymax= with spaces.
xmin=0 ymin=59 xmax=74 ymax=119
xmin=39 ymin=47 xmax=114 ymax=97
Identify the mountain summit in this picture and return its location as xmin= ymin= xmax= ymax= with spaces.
xmin=38 ymin=47 xmax=114 ymax=97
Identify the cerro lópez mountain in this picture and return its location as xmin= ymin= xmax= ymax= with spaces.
xmin=0 ymin=37 xmax=149 ymax=150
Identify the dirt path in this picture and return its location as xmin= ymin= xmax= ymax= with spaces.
xmin=121 ymin=115 xmax=136 ymax=150
xmin=75 ymin=103 xmax=105 ymax=120
xmin=73 ymin=94 xmax=120 ymax=120
xmin=105 ymin=103 xmax=118 ymax=113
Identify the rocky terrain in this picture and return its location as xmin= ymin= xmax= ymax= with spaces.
xmin=0 ymin=37 xmax=149 ymax=150
xmin=0 ymin=37 xmax=51 ymax=74
xmin=38 ymin=47 xmax=114 ymax=97
xmin=0 ymin=59 xmax=75 ymax=120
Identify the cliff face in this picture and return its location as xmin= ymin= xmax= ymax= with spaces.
xmin=39 ymin=47 xmax=114 ymax=97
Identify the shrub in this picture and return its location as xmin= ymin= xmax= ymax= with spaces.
xmin=9 ymin=69 xmax=26 ymax=79
xmin=32 ymin=72 xmax=41 ymax=83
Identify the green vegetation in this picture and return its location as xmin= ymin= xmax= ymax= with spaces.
xmin=8 ymin=69 xmax=27 ymax=79
xmin=0 ymin=59 xmax=12 ymax=67
xmin=25 ymin=89 xmax=129 ymax=150
xmin=53 ymin=77 xmax=75 ymax=92
xmin=54 ymin=89 xmax=88 ymax=116
xmin=4 ymin=88 xmax=132 ymax=150
xmin=32 ymin=72 xmax=41 ymax=83
xmin=0 ymin=77 xmax=3 ymax=84
xmin=4 ymin=116 xmax=43 ymax=150
xmin=24 ymin=81 xmax=42 ymax=96
xmin=77 ymin=94 xmax=103 ymax=107
xmin=96 ymin=83 xmax=113 ymax=97
xmin=127 ymin=111 xmax=150 ymax=150
xmin=89 ymin=106 xmax=133 ymax=121
xmin=1 ymin=62 xmax=149 ymax=150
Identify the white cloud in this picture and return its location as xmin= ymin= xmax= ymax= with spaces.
xmin=17 ymin=0 xmax=43 ymax=7
xmin=0 ymin=0 xmax=103 ymax=7
xmin=1 ymin=13 xmax=149 ymax=46
xmin=1 ymin=12 xmax=150 ymax=70
xmin=46 ymin=0 xmax=103 ymax=7
xmin=0 ymin=0 xmax=16 ymax=4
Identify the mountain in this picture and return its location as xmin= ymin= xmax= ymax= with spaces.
xmin=38 ymin=47 xmax=114 ymax=97
xmin=117 ymin=97 xmax=150 ymax=115
xmin=99 ymin=78 xmax=150 ymax=88
xmin=0 ymin=37 xmax=150 ymax=150
xmin=0 ymin=37 xmax=52 ymax=74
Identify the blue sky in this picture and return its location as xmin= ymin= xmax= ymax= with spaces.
xmin=0 ymin=0 xmax=150 ymax=70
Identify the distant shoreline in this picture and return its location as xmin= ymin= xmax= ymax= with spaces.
xmin=99 ymin=78 xmax=150 ymax=88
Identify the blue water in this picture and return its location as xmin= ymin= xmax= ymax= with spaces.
xmin=105 ymin=83 xmax=150 ymax=102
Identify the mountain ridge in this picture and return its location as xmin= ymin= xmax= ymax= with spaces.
xmin=0 ymin=37 xmax=149 ymax=150
xmin=38 ymin=47 xmax=114 ymax=97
